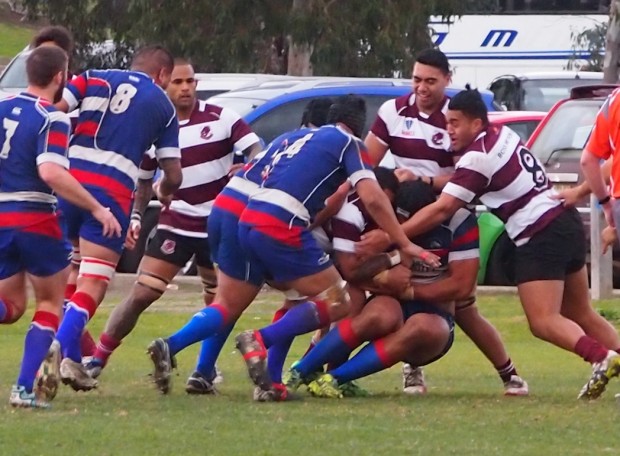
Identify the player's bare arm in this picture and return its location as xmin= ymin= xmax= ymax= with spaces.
xmin=154 ymin=157 xmax=182 ymax=207
xmin=581 ymin=147 xmax=614 ymax=226
xmin=414 ymin=258 xmax=478 ymax=302
xmin=309 ymin=181 xmax=351 ymax=230
xmin=364 ymin=131 xmax=389 ymax=166
xmin=125 ymin=177 xmax=153 ymax=250
xmin=554 ymin=158 xmax=611 ymax=206
xmin=355 ymin=177 xmax=440 ymax=267
xmin=38 ymin=162 xmax=121 ymax=238
xmin=401 ymin=192 xmax=464 ymax=239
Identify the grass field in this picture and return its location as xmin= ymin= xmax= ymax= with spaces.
xmin=0 ymin=21 xmax=32 ymax=60
xmin=2 ymin=282 xmax=620 ymax=456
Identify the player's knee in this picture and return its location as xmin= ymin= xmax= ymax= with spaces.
xmin=0 ymin=298 xmax=26 ymax=324
xmin=354 ymin=306 xmax=401 ymax=338
xmin=79 ymin=257 xmax=115 ymax=285
xmin=135 ymin=271 xmax=168 ymax=305
xmin=401 ymin=314 xmax=448 ymax=347
xmin=316 ymin=281 xmax=350 ymax=321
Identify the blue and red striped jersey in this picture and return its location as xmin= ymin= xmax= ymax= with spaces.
xmin=0 ymin=92 xmax=70 ymax=214
xmin=63 ymin=69 xmax=180 ymax=204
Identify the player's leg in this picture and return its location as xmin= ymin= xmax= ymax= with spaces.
xmin=310 ymin=309 xmax=452 ymax=398
xmin=57 ymin=238 xmax=120 ymax=391
xmin=454 ymin=296 xmax=528 ymax=396
xmin=559 ymin=265 xmax=620 ymax=399
xmin=90 ymin=230 xmax=195 ymax=377
xmin=289 ymin=295 xmax=402 ymax=389
xmin=0 ymin=273 xmax=27 ymax=324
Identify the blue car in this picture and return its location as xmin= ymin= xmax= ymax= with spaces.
xmin=208 ymin=78 xmax=499 ymax=145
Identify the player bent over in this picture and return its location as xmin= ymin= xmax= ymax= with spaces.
xmin=83 ymin=59 xmax=261 ymax=387
xmin=0 ymin=46 xmax=120 ymax=408
xmin=233 ymin=95 xmax=440 ymax=400
xmin=402 ymin=88 xmax=620 ymax=400
xmin=51 ymin=45 xmax=183 ymax=391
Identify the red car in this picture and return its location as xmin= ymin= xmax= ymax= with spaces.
xmin=488 ymin=110 xmax=546 ymax=143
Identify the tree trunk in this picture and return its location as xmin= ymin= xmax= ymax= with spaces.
xmin=287 ymin=0 xmax=314 ymax=76
xmin=603 ymin=0 xmax=620 ymax=83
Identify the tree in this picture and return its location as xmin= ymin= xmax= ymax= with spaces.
xmin=21 ymin=0 xmax=469 ymax=76
xmin=604 ymin=0 xmax=620 ymax=82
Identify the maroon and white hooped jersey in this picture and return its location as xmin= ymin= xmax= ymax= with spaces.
xmin=443 ymin=125 xmax=564 ymax=246
xmin=370 ymin=93 xmax=453 ymax=176
xmin=140 ymin=100 xmax=259 ymax=237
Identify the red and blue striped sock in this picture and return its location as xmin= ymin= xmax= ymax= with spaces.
xmin=259 ymin=300 xmax=330 ymax=348
xmin=295 ymin=319 xmax=360 ymax=378
xmin=167 ymin=304 xmax=229 ymax=355
xmin=56 ymin=292 xmax=97 ymax=362
xmin=330 ymin=339 xmax=396 ymax=385
xmin=265 ymin=307 xmax=291 ymax=383
xmin=17 ymin=311 xmax=59 ymax=393
xmin=195 ymin=323 xmax=234 ymax=381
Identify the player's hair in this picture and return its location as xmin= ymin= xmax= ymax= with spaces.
xmin=173 ymin=57 xmax=193 ymax=67
xmin=26 ymin=46 xmax=68 ymax=88
xmin=326 ymin=94 xmax=367 ymax=138
xmin=300 ymin=98 xmax=333 ymax=128
xmin=374 ymin=167 xmax=399 ymax=196
xmin=415 ymin=48 xmax=450 ymax=75
xmin=31 ymin=25 xmax=74 ymax=54
xmin=131 ymin=44 xmax=174 ymax=75
xmin=395 ymin=179 xmax=436 ymax=220
xmin=448 ymin=86 xmax=489 ymax=126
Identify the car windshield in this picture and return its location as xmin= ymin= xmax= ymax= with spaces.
xmin=529 ymin=99 xmax=603 ymax=164
xmin=521 ymin=78 xmax=602 ymax=111
xmin=0 ymin=52 xmax=28 ymax=91
xmin=206 ymin=96 xmax=266 ymax=117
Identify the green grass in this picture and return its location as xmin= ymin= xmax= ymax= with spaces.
xmin=0 ymin=22 xmax=32 ymax=60
xmin=2 ymin=284 xmax=620 ymax=456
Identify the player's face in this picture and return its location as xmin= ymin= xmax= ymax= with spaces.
xmin=446 ymin=109 xmax=481 ymax=153
xmin=167 ymin=64 xmax=197 ymax=110
xmin=53 ymin=66 xmax=68 ymax=103
xmin=412 ymin=63 xmax=450 ymax=112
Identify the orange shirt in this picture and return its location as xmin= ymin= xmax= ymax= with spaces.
xmin=585 ymin=88 xmax=620 ymax=196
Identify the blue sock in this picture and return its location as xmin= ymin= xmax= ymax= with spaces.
xmin=259 ymin=300 xmax=330 ymax=348
xmin=196 ymin=324 xmax=234 ymax=381
xmin=0 ymin=298 xmax=8 ymax=322
xmin=17 ymin=311 xmax=58 ymax=393
xmin=167 ymin=304 xmax=228 ymax=355
xmin=296 ymin=319 xmax=359 ymax=378
xmin=267 ymin=337 xmax=294 ymax=384
xmin=56 ymin=305 xmax=88 ymax=362
xmin=330 ymin=340 xmax=394 ymax=385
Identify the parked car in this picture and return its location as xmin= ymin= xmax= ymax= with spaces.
xmin=477 ymin=84 xmax=619 ymax=286
xmin=488 ymin=71 xmax=605 ymax=112
xmin=488 ymin=110 xmax=545 ymax=143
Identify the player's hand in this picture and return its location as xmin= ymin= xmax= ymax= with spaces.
xmin=394 ymin=168 xmax=418 ymax=183
xmin=356 ymin=229 xmax=391 ymax=256
xmin=602 ymin=226 xmax=617 ymax=255
xmin=550 ymin=187 xmax=584 ymax=207
xmin=228 ymin=163 xmax=245 ymax=178
xmin=602 ymin=201 xmax=615 ymax=229
xmin=153 ymin=180 xmax=173 ymax=209
xmin=383 ymin=265 xmax=412 ymax=294
xmin=401 ymin=242 xmax=441 ymax=269
xmin=92 ymin=206 xmax=122 ymax=238
xmin=124 ymin=217 xmax=141 ymax=250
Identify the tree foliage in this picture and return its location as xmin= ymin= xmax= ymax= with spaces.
xmin=21 ymin=0 xmax=468 ymax=76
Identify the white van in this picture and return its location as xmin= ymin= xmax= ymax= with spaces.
xmin=432 ymin=14 xmax=608 ymax=88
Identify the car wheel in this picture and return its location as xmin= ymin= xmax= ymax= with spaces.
xmin=116 ymin=207 xmax=159 ymax=273
xmin=485 ymin=232 xmax=516 ymax=286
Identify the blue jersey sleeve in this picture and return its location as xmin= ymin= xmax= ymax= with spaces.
xmin=36 ymin=110 xmax=70 ymax=169
xmin=63 ymin=71 xmax=89 ymax=111
xmin=153 ymin=106 xmax=181 ymax=161
xmin=341 ymin=137 xmax=375 ymax=186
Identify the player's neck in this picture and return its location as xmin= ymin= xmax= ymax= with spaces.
xmin=176 ymin=100 xmax=196 ymax=121
xmin=26 ymin=85 xmax=55 ymax=103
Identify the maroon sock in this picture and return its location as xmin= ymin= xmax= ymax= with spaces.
xmin=496 ymin=358 xmax=518 ymax=383
xmin=93 ymin=332 xmax=122 ymax=366
xmin=80 ymin=330 xmax=97 ymax=357
xmin=574 ymin=336 xmax=609 ymax=364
